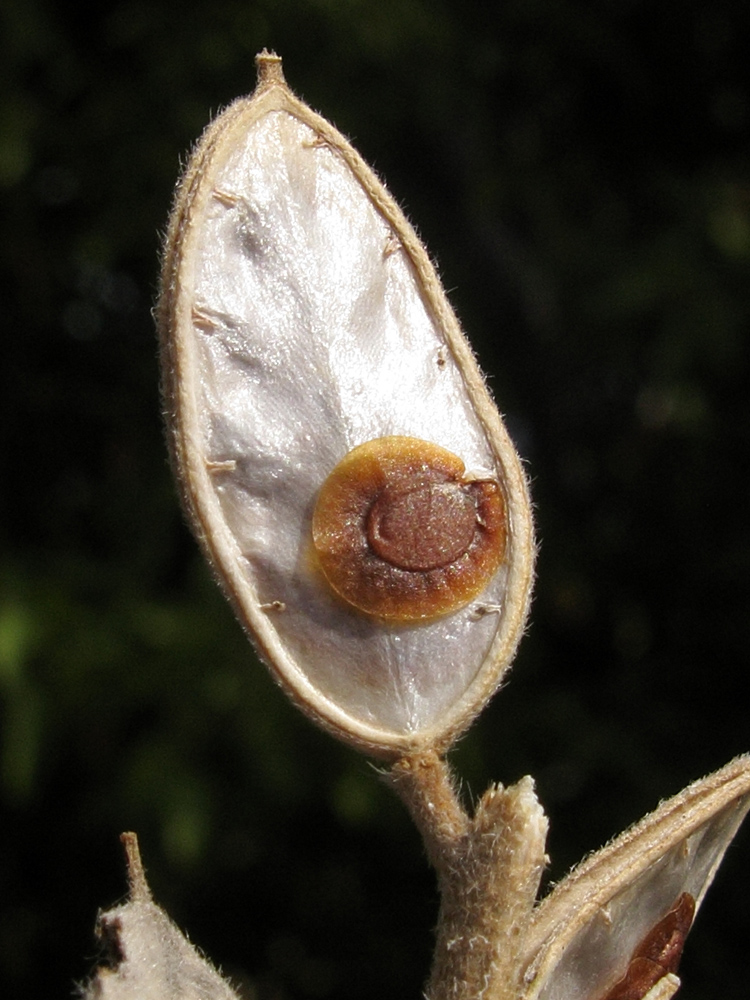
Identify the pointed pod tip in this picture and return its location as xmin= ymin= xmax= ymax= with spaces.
xmin=255 ymin=49 xmax=286 ymax=89
xmin=120 ymin=831 xmax=152 ymax=903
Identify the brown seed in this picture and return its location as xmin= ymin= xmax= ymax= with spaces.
xmin=634 ymin=891 xmax=695 ymax=972
xmin=367 ymin=480 xmax=478 ymax=571
xmin=597 ymin=893 xmax=695 ymax=1000
xmin=311 ymin=436 xmax=507 ymax=622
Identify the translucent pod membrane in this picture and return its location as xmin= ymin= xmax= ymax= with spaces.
xmin=159 ymin=52 xmax=535 ymax=756
xmin=521 ymin=756 xmax=750 ymax=1000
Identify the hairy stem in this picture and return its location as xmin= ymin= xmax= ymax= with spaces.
xmin=388 ymin=752 xmax=548 ymax=1000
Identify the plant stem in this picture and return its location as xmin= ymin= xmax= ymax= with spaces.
xmin=388 ymin=752 xmax=548 ymax=1000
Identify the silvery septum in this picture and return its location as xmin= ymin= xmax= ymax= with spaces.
xmin=521 ymin=755 xmax=750 ymax=1000
xmin=158 ymin=51 xmax=535 ymax=758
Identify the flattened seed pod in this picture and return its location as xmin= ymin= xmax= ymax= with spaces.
xmin=520 ymin=755 xmax=750 ymax=1000
xmin=158 ymin=51 xmax=534 ymax=756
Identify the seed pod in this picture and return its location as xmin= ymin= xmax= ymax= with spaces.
xmin=158 ymin=51 xmax=534 ymax=756
xmin=82 ymin=834 xmax=241 ymax=1000
xmin=520 ymin=755 xmax=750 ymax=1000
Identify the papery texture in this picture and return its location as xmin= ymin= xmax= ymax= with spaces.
xmin=160 ymin=55 xmax=534 ymax=754
xmin=82 ymin=897 xmax=240 ymax=1000
xmin=522 ymin=755 xmax=750 ymax=1000
xmin=81 ymin=834 xmax=240 ymax=1000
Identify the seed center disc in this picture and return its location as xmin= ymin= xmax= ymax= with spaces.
xmin=367 ymin=481 xmax=477 ymax=571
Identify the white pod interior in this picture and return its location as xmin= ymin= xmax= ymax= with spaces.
xmin=159 ymin=53 xmax=534 ymax=756
xmin=521 ymin=755 xmax=750 ymax=1000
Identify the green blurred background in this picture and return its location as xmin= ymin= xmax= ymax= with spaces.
xmin=1 ymin=2 xmax=749 ymax=998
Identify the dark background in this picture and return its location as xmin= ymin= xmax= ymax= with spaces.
xmin=1 ymin=2 xmax=749 ymax=998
